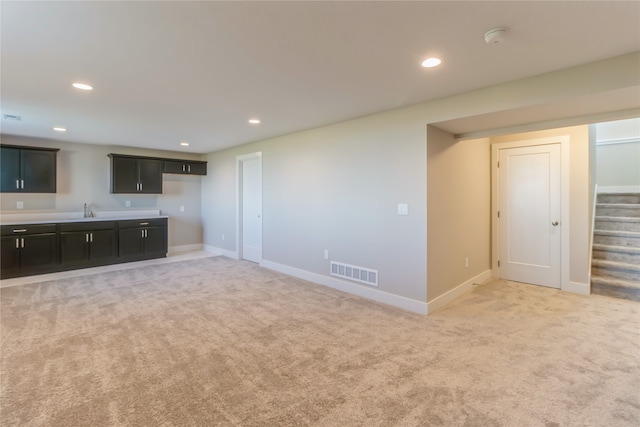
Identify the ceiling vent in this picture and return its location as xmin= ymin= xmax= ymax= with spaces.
xmin=3 ymin=114 xmax=22 ymax=121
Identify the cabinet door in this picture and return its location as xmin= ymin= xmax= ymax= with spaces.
xmin=1 ymin=237 xmax=21 ymax=278
xmin=119 ymin=228 xmax=144 ymax=258
xmin=111 ymin=156 xmax=139 ymax=193
xmin=20 ymin=233 xmax=58 ymax=274
xmin=144 ymin=226 xmax=167 ymax=257
xmin=187 ymin=162 xmax=207 ymax=175
xmin=60 ymin=231 xmax=90 ymax=267
xmin=138 ymin=159 xmax=163 ymax=193
xmin=1 ymin=147 xmax=21 ymax=192
xmin=21 ymin=149 xmax=57 ymax=193
xmin=90 ymin=229 xmax=118 ymax=264
xmin=163 ymin=160 xmax=186 ymax=174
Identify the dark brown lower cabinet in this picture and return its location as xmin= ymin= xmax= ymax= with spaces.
xmin=1 ymin=224 xmax=58 ymax=279
xmin=118 ymin=218 xmax=168 ymax=260
xmin=0 ymin=218 xmax=167 ymax=279
xmin=59 ymin=222 xmax=118 ymax=269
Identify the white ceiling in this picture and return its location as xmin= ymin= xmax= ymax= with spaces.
xmin=2 ymin=1 xmax=639 ymax=154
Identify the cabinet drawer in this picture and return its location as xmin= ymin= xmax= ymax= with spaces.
xmin=59 ymin=221 xmax=116 ymax=232
xmin=1 ymin=224 xmax=57 ymax=236
xmin=118 ymin=218 xmax=167 ymax=229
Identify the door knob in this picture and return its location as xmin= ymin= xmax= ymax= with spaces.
xmin=552 ymin=221 xmax=559 ymax=226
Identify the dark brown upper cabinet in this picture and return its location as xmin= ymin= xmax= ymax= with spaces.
xmin=1 ymin=144 xmax=59 ymax=193
xmin=109 ymin=154 xmax=163 ymax=194
xmin=163 ymin=159 xmax=207 ymax=175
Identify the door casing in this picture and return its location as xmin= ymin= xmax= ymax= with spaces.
xmin=491 ymin=136 xmax=570 ymax=291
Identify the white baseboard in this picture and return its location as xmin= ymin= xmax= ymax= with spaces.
xmin=260 ymin=260 xmax=428 ymax=315
xmin=203 ymin=245 xmax=238 ymax=259
xmin=598 ymin=185 xmax=640 ymax=193
xmin=168 ymin=244 xmax=203 ymax=254
xmin=427 ymin=270 xmax=492 ymax=314
xmin=564 ymin=281 xmax=591 ymax=296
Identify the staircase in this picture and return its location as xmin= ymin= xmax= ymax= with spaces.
xmin=591 ymin=193 xmax=640 ymax=301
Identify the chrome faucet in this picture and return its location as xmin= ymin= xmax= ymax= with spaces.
xmin=83 ymin=203 xmax=94 ymax=218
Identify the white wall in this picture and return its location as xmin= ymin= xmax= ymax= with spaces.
xmin=202 ymin=53 xmax=638 ymax=311
xmin=0 ymin=134 xmax=205 ymax=249
xmin=595 ymin=118 xmax=640 ymax=190
xmin=202 ymin=113 xmax=428 ymax=303
xmin=427 ymin=127 xmax=491 ymax=302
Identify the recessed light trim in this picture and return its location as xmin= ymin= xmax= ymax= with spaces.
xmin=248 ymin=119 xmax=261 ymax=124
xmin=421 ymin=57 xmax=442 ymax=68
xmin=180 ymin=141 xmax=190 ymax=146
xmin=72 ymin=82 xmax=93 ymax=91
xmin=53 ymin=127 xmax=67 ymax=132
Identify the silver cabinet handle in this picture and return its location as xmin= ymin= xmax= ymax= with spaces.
xmin=13 ymin=229 xmax=27 ymax=233
xmin=15 ymin=238 xmax=19 ymax=249
xmin=141 ymin=229 xmax=144 ymax=238
xmin=16 ymin=180 xmax=20 ymax=189
xmin=140 ymin=182 xmax=143 ymax=191
xmin=182 ymin=164 xmax=186 ymax=172
xmin=90 ymin=233 xmax=93 ymax=243
xmin=21 ymin=238 xmax=24 ymax=248
xmin=145 ymin=229 xmax=148 ymax=238
xmin=86 ymin=233 xmax=89 ymax=243
xmin=188 ymin=164 xmax=191 ymax=173
xmin=21 ymin=180 xmax=24 ymax=189
xmin=140 ymin=222 xmax=149 ymax=226
xmin=552 ymin=221 xmax=559 ymax=226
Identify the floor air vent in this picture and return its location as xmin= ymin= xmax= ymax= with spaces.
xmin=330 ymin=261 xmax=378 ymax=287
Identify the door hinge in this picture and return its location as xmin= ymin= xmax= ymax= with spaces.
xmin=497 ymin=161 xmax=500 ymax=168
xmin=497 ymin=260 xmax=500 ymax=267
xmin=497 ymin=211 xmax=500 ymax=218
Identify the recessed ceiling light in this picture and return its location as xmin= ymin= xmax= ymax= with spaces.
xmin=72 ymin=82 xmax=93 ymax=91
xmin=180 ymin=141 xmax=190 ymax=146
xmin=53 ymin=127 xmax=67 ymax=132
xmin=421 ymin=57 xmax=442 ymax=68
xmin=248 ymin=119 xmax=261 ymax=124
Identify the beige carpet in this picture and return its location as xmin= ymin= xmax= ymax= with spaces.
xmin=1 ymin=257 xmax=638 ymax=426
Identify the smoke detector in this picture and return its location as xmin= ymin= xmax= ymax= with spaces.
xmin=484 ymin=27 xmax=508 ymax=44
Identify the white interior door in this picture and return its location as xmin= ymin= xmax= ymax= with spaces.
xmin=499 ymin=143 xmax=561 ymax=288
xmin=241 ymin=156 xmax=262 ymax=263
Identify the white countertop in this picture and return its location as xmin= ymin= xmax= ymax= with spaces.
xmin=0 ymin=210 xmax=167 ymax=226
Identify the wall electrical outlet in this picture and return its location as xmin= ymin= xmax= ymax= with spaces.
xmin=180 ymin=206 xmax=185 ymax=212
xmin=125 ymin=200 xmax=131 ymax=207
xmin=397 ymin=203 xmax=408 ymax=215
xmin=324 ymin=250 xmax=329 ymax=260
xmin=221 ymin=234 xmax=225 ymax=241
xmin=465 ymin=257 xmax=469 ymax=268
xmin=16 ymin=201 xmax=24 ymax=209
